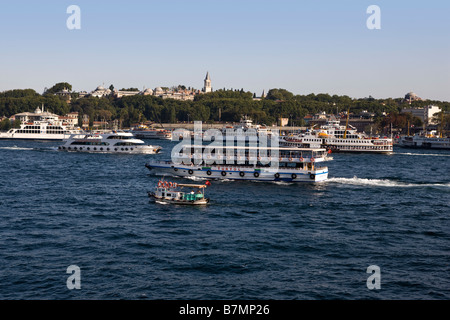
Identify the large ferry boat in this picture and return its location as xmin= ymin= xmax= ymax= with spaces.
xmin=58 ymin=132 xmax=162 ymax=154
xmin=398 ymin=134 xmax=450 ymax=150
xmin=281 ymin=118 xmax=393 ymax=154
xmin=129 ymin=125 xmax=172 ymax=140
xmin=0 ymin=106 xmax=81 ymax=140
xmin=145 ymin=145 xmax=331 ymax=183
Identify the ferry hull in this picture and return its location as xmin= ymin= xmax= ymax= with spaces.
xmin=58 ymin=146 xmax=161 ymax=154
xmin=145 ymin=163 xmax=328 ymax=183
xmin=0 ymin=133 xmax=73 ymax=140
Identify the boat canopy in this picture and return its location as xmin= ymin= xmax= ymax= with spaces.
xmin=177 ymin=184 xmax=207 ymax=188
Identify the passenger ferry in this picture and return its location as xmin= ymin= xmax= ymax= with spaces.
xmin=202 ymin=116 xmax=275 ymax=143
xmin=129 ymin=125 xmax=172 ymax=140
xmin=58 ymin=132 xmax=162 ymax=154
xmin=281 ymin=118 xmax=393 ymax=154
xmin=0 ymin=106 xmax=81 ymax=140
xmin=399 ymin=134 xmax=450 ymax=150
xmin=148 ymin=180 xmax=210 ymax=205
xmin=145 ymin=145 xmax=331 ymax=183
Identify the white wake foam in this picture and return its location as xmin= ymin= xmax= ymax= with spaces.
xmin=327 ymin=176 xmax=450 ymax=188
xmin=396 ymin=152 xmax=450 ymax=157
xmin=0 ymin=146 xmax=34 ymax=151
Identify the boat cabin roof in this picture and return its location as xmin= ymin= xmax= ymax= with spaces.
xmin=177 ymin=184 xmax=207 ymax=188
xmin=186 ymin=145 xmax=326 ymax=152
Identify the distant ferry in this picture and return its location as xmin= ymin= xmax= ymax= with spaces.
xmin=129 ymin=125 xmax=172 ymax=140
xmin=145 ymin=145 xmax=331 ymax=183
xmin=280 ymin=118 xmax=393 ymax=154
xmin=399 ymin=135 xmax=450 ymax=150
xmin=58 ymin=132 xmax=162 ymax=154
xmin=201 ymin=116 xmax=275 ymax=143
xmin=0 ymin=106 xmax=80 ymax=140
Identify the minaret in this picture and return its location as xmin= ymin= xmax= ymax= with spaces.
xmin=203 ymin=72 xmax=212 ymax=93
xmin=261 ymin=90 xmax=266 ymax=98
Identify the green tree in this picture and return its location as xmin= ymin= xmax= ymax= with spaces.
xmin=0 ymin=118 xmax=11 ymax=131
xmin=44 ymin=82 xmax=72 ymax=95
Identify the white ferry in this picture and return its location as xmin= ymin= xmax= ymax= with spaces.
xmin=0 ymin=106 xmax=80 ymax=140
xmin=399 ymin=134 xmax=450 ymax=150
xmin=148 ymin=180 xmax=210 ymax=205
xmin=129 ymin=125 xmax=172 ymax=140
xmin=281 ymin=118 xmax=393 ymax=154
xmin=58 ymin=132 xmax=162 ymax=154
xmin=203 ymin=116 xmax=274 ymax=143
xmin=145 ymin=145 xmax=331 ymax=183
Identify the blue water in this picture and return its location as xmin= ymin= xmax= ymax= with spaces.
xmin=0 ymin=139 xmax=449 ymax=300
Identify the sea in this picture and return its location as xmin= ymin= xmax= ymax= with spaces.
xmin=0 ymin=138 xmax=449 ymax=300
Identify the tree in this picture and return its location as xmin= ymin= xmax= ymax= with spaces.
xmin=44 ymin=82 xmax=72 ymax=95
xmin=0 ymin=118 xmax=11 ymax=131
xmin=431 ymin=111 xmax=450 ymax=135
xmin=266 ymin=89 xmax=294 ymax=101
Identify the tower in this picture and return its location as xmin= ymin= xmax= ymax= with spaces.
xmin=203 ymin=72 xmax=212 ymax=93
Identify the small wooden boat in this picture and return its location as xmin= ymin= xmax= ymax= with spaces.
xmin=148 ymin=180 xmax=210 ymax=205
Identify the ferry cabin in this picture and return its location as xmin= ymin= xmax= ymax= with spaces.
xmin=146 ymin=145 xmax=330 ymax=182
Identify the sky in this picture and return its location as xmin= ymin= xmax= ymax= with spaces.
xmin=0 ymin=0 xmax=449 ymax=101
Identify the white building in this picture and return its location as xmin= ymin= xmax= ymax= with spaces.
xmin=401 ymin=105 xmax=441 ymax=125
xmin=15 ymin=106 xmax=60 ymax=123
xmin=90 ymin=85 xmax=112 ymax=98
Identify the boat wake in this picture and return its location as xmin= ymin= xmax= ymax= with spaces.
xmin=0 ymin=146 xmax=59 ymax=152
xmin=327 ymin=176 xmax=450 ymax=188
xmin=395 ymin=152 xmax=450 ymax=157
xmin=0 ymin=146 xmax=34 ymax=151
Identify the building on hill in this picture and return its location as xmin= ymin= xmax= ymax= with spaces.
xmin=55 ymin=88 xmax=72 ymax=103
xmin=203 ymin=72 xmax=212 ymax=93
xmin=403 ymin=92 xmax=422 ymax=104
xmin=401 ymin=105 xmax=441 ymax=125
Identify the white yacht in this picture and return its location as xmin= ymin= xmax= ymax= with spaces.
xmin=0 ymin=106 xmax=81 ymax=140
xmin=281 ymin=117 xmax=393 ymax=154
xmin=145 ymin=144 xmax=331 ymax=183
xmin=58 ymin=132 xmax=162 ymax=154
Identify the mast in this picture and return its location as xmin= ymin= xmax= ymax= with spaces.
xmin=343 ymin=107 xmax=350 ymax=139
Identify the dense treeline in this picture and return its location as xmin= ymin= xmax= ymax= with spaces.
xmin=1 ymin=83 xmax=449 ymax=130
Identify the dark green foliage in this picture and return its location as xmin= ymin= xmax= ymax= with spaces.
xmin=1 ymin=85 xmax=449 ymax=129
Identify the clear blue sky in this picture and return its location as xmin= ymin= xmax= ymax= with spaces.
xmin=1 ymin=0 xmax=449 ymax=100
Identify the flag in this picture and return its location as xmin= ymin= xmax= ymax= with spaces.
xmin=205 ymin=181 xmax=211 ymax=186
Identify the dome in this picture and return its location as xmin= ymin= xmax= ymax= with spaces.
xmin=96 ymin=85 xmax=105 ymax=91
xmin=405 ymin=92 xmax=418 ymax=98
xmin=145 ymin=88 xmax=153 ymax=93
